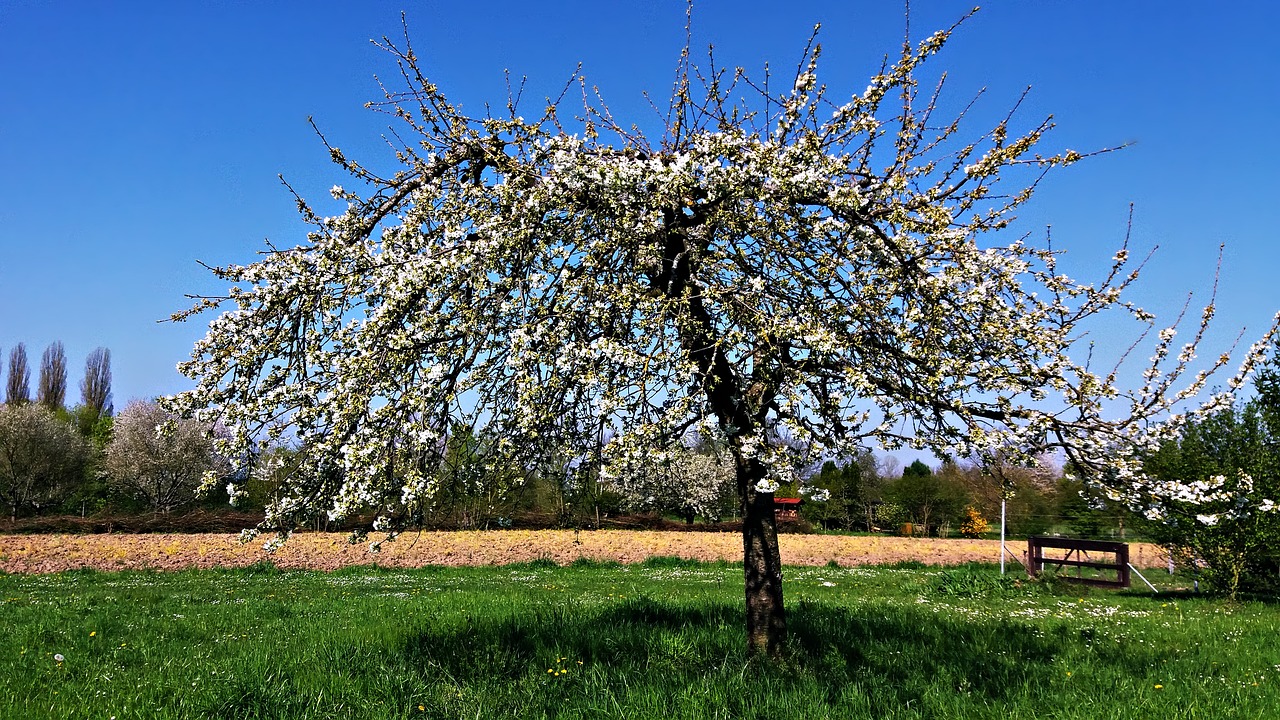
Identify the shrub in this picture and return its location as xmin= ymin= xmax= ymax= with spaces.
xmin=958 ymin=507 xmax=989 ymax=538
xmin=1130 ymin=346 xmax=1280 ymax=599
xmin=929 ymin=566 xmax=1019 ymax=598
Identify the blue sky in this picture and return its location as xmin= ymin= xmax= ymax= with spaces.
xmin=2 ymin=1 xmax=1278 ymax=423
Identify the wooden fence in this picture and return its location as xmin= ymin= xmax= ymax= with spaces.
xmin=1027 ymin=536 xmax=1130 ymax=588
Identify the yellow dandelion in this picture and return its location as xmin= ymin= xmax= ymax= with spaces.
xmin=418 ymin=705 xmax=425 ymax=712
xmin=1154 ymin=684 xmax=1164 ymax=690
xmin=1066 ymin=672 xmax=1072 ymax=677
xmin=89 ymin=632 xmax=96 ymax=637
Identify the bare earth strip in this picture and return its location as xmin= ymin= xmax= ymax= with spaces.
xmin=0 ymin=531 xmax=1170 ymax=574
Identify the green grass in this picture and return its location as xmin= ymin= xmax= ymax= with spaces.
xmin=3 ymin=559 xmax=1278 ymax=719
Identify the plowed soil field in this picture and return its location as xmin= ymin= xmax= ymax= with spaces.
xmin=0 ymin=531 xmax=1169 ymax=573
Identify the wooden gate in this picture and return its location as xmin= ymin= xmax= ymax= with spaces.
xmin=1027 ymin=536 xmax=1130 ymax=588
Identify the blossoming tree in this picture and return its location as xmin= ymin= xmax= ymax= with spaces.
xmin=612 ymin=444 xmax=735 ymax=523
xmin=170 ymin=17 xmax=1277 ymax=656
xmin=105 ymin=399 xmax=231 ymax=514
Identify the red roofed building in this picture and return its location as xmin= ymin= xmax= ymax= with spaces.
xmin=773 ymin=497 xmax=802 ymax=521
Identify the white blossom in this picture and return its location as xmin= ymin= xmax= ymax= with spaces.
xmin=802 ymin=486 xmax=831 ymax=503
xmin=755 ymin=479 xmax=780 ymax=494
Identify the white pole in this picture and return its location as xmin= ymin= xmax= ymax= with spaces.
xmin=1000 ymin=497 xmax=1007 ymax=575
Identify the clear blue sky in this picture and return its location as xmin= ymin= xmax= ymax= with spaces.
xmin=2 ymin=1 xmax=1278 ymax=418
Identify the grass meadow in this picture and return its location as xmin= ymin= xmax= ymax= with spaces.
xmin=2 ymin=558 xmax=1278 ymax=719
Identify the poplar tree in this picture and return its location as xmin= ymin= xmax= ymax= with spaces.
xmin=5 ymin=344 xmax=30 ymax=406
xmin=80 ymin=347 xmax=113 ymax=419
xmin=37 ymin=342 xmax=68 ymax=411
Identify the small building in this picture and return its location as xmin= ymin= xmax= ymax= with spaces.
xmin=773 ymin=497 xmax=802 ymax=521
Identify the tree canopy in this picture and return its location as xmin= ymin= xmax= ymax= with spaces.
xmin=80 ymin=347 xmax=113 ymax=421
xmin=0 ymin=402 xmax=87 ymax=520
xmin=1133 ymin=343 xmax=1280 ymax=598
xmin=170 ymin=15 xmax=1277 ymax=656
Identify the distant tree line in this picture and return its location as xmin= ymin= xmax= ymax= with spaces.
xmin=4 ymin=336 xmax=1273 ymax=583
xmin=0 ymin=341 xmax=1126 ymax=535
xmin=764 ymin=449 xmax=1125 ymax=541
xmin=0 ymin=344 xmax=232 ymax=521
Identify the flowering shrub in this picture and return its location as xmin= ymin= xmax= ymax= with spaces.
xmin=959 ymin=507 xmax=990 ymax=538
xmin=106 ymin=400 xmax=231 ymax=514
xmin=1132 ymin=354 xmax=1280 ymax=599
xmin=0 ymin=403 xmax=89 ymax=519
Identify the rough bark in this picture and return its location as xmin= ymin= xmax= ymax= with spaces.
xmin=739 ymin=455 xmax=787 ymax=658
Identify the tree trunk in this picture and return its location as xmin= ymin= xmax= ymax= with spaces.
xmin=651 ymin=220 xmax=786 ymax=657
xmin=740 ymin=457 xmax=786 ymax=658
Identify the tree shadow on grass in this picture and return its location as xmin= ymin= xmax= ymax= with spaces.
xmin=203 ymin=595 xmax=1178 ymax=718
xmin=398 ymin=596 xmax=1173 ymax=703
xmin=400 ymin=597 xmax=745 ymax=681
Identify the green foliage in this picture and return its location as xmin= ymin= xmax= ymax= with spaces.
xmin=1131 ymin=343 xmax=1280 ymax=598
xmin=69 ymin=406 xmax=113 ymax=450
xmin=48 ymin=405 xmax=117 ymax=517
xmin=800 ymin=455 xmax=878 ymax=530
xmin=425 ymin=424 xmax=532 ymax=529
xmin=1006 ymin=481 xmax=1056 ymax=537
xmin=1057 ymin=476 xmax=1126 ymax=539
xmin=872 ymin=501 xmax=906 ymax=529
xmin=886 ymin=461 xmax=968 ymax=534
xmin=241 ymin=444 xmax=295 ymax=511
xmin=928 ymin=565 xmax=1020 ymax=598
xmin=903 ymin=459 xmax=932 ymax=479
xmin=1140 ymin=404 xmax=1280 ymax=598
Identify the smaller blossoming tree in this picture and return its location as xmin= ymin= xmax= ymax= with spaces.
xmin=611 ymin=445 xmax=735 ymax=523
xmin=959 ymin=506 xmax=989 ymax=538
xmin=106 ymin=399 xmax=231 ymax=514
xmin=0 ymin=403 xmax=88 ymax=520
